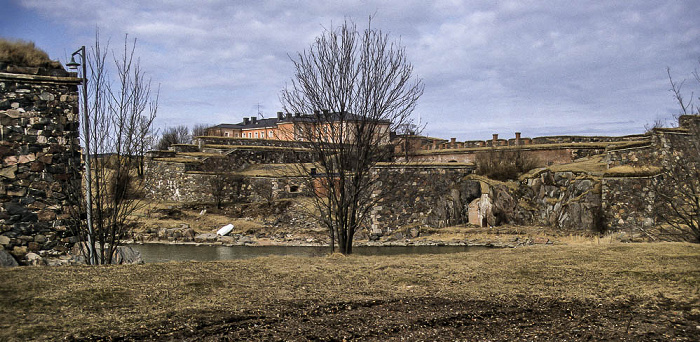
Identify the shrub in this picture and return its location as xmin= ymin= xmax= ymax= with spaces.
xmin=475 ymin=148 xmax=541 ymax=181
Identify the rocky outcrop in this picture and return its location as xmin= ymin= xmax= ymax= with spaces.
xmin=515 ymin=169 xmax=603 ymax=231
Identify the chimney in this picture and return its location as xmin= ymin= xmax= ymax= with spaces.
xmin=251 ymin=117 xmax=257 ymax=124
xmin=313 ymin=110 xmax=320 ymax=115
xmin=492 ymin=134 xmax=498 ymax=146
xmin=515 ymin=132 xmax=521 ymax=146
xmin=450 ymin=138 xmax=456 ymax=148
xmin=295 ymin=112 xmax=301 ymax=118
xmin=322 ymin=109 xmax=329 ymax=115
xmin=277 ymin=111 xmax=284 ymax=120
xmin=286 ymin=113 xmax=292 ymax=119
xmin=243 ymin=117 xmax=250 ymax=125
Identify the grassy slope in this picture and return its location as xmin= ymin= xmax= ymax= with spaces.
xmin=1 ymin=243 xmax=698 ymax=340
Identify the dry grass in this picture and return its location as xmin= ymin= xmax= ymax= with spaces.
xmin=0 ymin=39 xmax=61 ymax=68
xmin=133 ymin=201 xmax=262 ymax=234
xmin=152 ymin=157 xmax=202 ymax=164
xmin=234 ymin=163 xmax=311 ymax=177
xmin=604 ymin=165 xmax=661 ymax=177
xmin=414 ymin=140 xmax=647 ymax=155
xmin=0 ymin=243 xmax=697 ymax=340
xmin=415 ymin=224 xmax=619 ymax=246
xmin=545 ymin=154 xmax=608 ymax=174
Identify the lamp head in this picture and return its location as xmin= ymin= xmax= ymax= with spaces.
xmin=66 ymin=56 xmax=80 ymax=70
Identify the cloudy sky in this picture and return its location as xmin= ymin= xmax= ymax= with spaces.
xmin=2 ymin=0 xmax=699 ymax=140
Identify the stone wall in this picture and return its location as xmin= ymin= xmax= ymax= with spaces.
xmin=368 ymin=164 xmax=657 ymax=235
xmin=601 ymin=176 xmax=655 ymax=233
xmin=144 ymin=159 xmax=307 ymax=203
xmin=0 ymin=71 xmax=82 ymax=263
xmin=605 ymin=143 xmax=656 ymax=168
xmin=194 ymin=136 xmax=315 ymax=149
xmin=369 ymin=164 xmax=477 ymax=234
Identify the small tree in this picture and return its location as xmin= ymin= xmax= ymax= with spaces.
xmin=205 ymin=157 xmax=243 ymax=209
xmin=652 ymin=63 xmax=700 ymax=242
xmin=281 ymin=18 xmax=423 ymax=254
xmin=191 ymin=124 xmax=209 ymax=138
xmin=67 ymin=32 xmax=158 ymax=264
xmin=250 ymin=179 xmax=275 ymax=206
xmin=156 ymin=125 xmax=189 ymax=150
xmin=475 ymin=148 xmax=541 ymax=181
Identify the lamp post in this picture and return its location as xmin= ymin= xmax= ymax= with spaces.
xmin=66 ymin=46 xmax=96 ymax=265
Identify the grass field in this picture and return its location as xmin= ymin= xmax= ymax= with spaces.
xmin=1 ymin=243 xmax=698 ymax=340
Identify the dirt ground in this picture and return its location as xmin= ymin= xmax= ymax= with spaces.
xmin=109 ymin=297 xmax=699 ymax=341
xmin=2 ymin=243 xmax=698 ymax=341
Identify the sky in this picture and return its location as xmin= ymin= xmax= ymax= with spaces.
xmin=2 ymin=0 xmax=699 ymax=141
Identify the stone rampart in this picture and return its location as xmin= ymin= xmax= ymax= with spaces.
xmin=0 ymin=71 xmax=82 ymax=263
xmin=194 ymin=136 xmax=315 ymax=149
xmin=408 ymin=147 xmax=605 ymax=166
xmin=421 ymin=133 xmax=647 ymax=151
xmin=144 ymin=158 xmax=307 ymax=203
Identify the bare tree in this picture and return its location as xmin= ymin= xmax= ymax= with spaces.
xmin=205 ymin=157 xmax=243 ymax=209
xmin=250 ymin=179 xmax=275 ymax=206
xmin=653 ymin=63 xmax=700 ymax=242
xmin=280 ymin=18 xmax=423 ymax=254
xmin=191 ymin=124 xmax=209 ymax=138
xmin=156 ymin=125 xmax=190 ymax=150
xmin=68 ymin=32 xmax=158 ymax=264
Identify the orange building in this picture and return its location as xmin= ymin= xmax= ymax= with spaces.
xmin=206 ymin=111 xmax=391 ymax=144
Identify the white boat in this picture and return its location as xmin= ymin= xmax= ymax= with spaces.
xmin=217 ymin=224 xmax=234 ymax=236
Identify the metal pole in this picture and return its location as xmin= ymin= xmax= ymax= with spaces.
xmin=77 ymin=46 xmax=96 ymax=265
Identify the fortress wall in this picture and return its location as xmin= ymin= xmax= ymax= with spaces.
xmin=407 ymin=147 xmax=605 ymax=166
xmin=144 ymin=159 xmax=307 ymax=203
xmin=601 ymin=176 xmax=656 ymax=233
xmin=369 ymin=165 xmax=477 ymax=234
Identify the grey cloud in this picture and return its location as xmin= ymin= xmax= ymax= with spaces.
xmin=16 ymin=0 xmax=700 ymax=139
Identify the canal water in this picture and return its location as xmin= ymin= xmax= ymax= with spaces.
xmin=128 ymin=244 xmax=482 ymax=263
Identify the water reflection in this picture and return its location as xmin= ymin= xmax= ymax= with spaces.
xmin=128 ymin=244 xmax=480 ymax=263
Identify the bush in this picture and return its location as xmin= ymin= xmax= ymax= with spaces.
xmin=475 ymin=148 xmax=541 ymax=181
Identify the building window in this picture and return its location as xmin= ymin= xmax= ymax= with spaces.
xmin=235 ymin=132 xmax=239 ymax=137
xmin=255 ymin=132 xmax=258 ymax=138
xmin=224 ymin=132 xmax=229 ymax=137
xmin=261 ymin=132 xmax=265 ymax=138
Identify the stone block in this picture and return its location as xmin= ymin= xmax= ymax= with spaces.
xmin=11 ymin=245 xmax=27 ymax=257
xmin=26 ymin=252 xmax=44 ymax=266
xmin=37 ymin=210 xmax=56 ymax=221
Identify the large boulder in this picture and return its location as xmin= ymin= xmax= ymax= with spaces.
xmin=112 ymin=246 xmax=144 ymax=265
xmin=0 ymin=250 xmax=18 ymax=267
